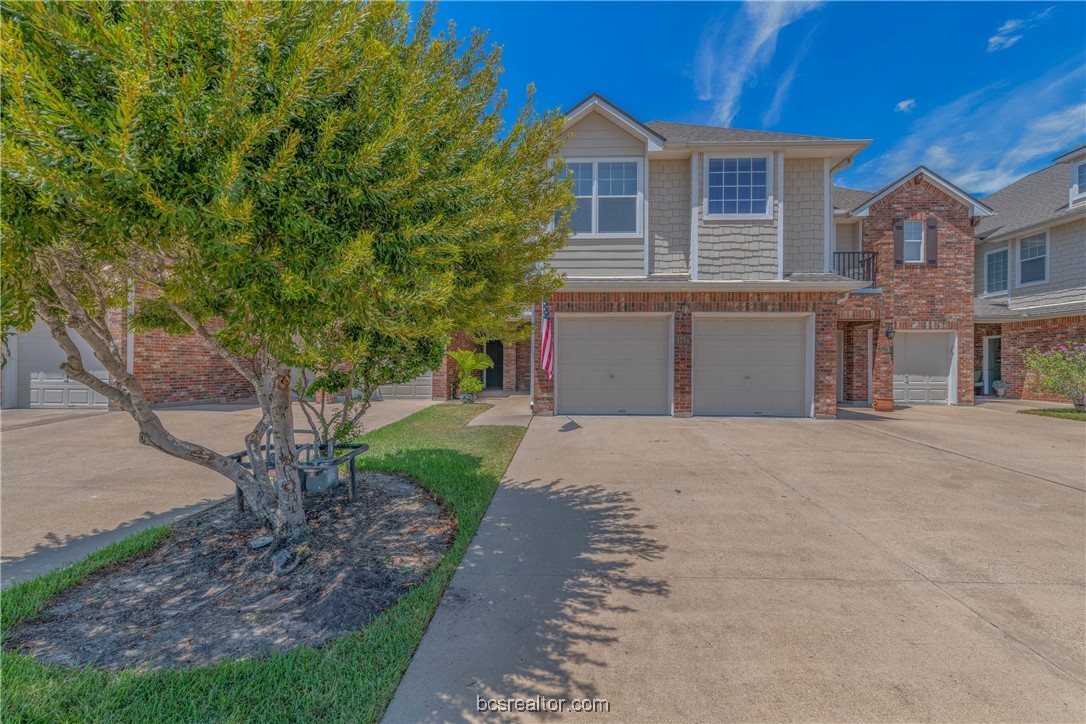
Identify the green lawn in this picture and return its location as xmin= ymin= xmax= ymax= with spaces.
xmin=1017 ymin=407 xmax=1086 ymax=421
xmin=1 ymin=403 xmax=524 ymax=723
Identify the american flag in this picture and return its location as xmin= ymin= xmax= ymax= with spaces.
xmin=540 ymin=301 xmax=554 ymax=379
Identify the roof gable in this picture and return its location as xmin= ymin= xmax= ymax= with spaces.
xmin=849 ymin=166 xmax=994 ymax=218
xmin=564 ymin=94 xmax=665 ymax=152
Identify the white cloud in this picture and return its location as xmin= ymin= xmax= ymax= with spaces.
xmin=895 ymin=98 xmax=916 ymax=113
xmin=761 ymin=29 xmax=816 ymax=127
xmin=839 ymin=59 xmax=1086 ymax=196
xmin=695 ymin=1 xmax=823 ymax=126
xmin=988 ymin=6 xmax=1055 ymax=52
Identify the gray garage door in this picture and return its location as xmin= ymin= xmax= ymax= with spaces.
xmin=377 ymin=371 xmax=433 ymax=400
xmin=556 ymin=315 xmax=670 ymax=415
xmin=893 ymin=332 xmax=953 ymax=404
xmin=16 ymin=321 xmax=108 ymax=408
xmin=693 ymin=316 xmax=808 ymax=417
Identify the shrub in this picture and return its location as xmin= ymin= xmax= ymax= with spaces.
xmin=446 ymin=350 xmax=494 ymax=397
xmin=1023 ymin=342 xmax=1086 ymax=410
xmin=459 ymin=377 xmax=484 ymax=397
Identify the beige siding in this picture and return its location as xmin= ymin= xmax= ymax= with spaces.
xmin=649 ymin=158 xmax=690 ymax=274
xmin=548 ymin=111 xmax=646 ymax=277
xmin=834 ymin=222 xmax=859 ymax=253
xmin=698 ymin=218 xmax=778 ymax=279
xmin=551 ymin=237 xmax=644 ymax=277
xmin=783 ymin=158 xmax=825 ymax=273
xmin=1010 ymin=218 xmax=1086 ymax=307
xmin=561 ymin=111 xmax=645 ymax=158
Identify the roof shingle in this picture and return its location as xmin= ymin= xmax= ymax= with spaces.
xmin=975 ymin=163 xmax=1084 ymax=241
xmin=645 ymin=121 xmax=862 ymax=145
xmin=833 ymin=186 xmax=872 ymax=212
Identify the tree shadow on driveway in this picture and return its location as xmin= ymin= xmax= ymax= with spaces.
xmin=387 ymin=475 xmax=669 ymax=722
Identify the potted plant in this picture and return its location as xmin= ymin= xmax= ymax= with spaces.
xmin=446 ymin=349 xmax=494 ymax=403
xmin=992 ymin=380 xmax=1008 ymax=397
xmin=872 ymin=396 xmax=894 ymax=412
xmin=1023 ymin=342 xmax=1086 ymax=412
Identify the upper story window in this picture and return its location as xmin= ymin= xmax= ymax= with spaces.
xmin=1073 ymin=161 xmax=1086 ymax=203
xmin=705 ymin=154 xmax=773 ymax=220
xmin=984 ymin=247 xmax=1008 ymax=294
xmin=562 ymin=158 xmax=642 ymax=236
xmin=903 ymin=221 xmax=924 ymax=262
xmin=1017 ymin=232 xmax=1048 ymax=286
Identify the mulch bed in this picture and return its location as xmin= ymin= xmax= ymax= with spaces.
xmin=7 ymin=471 xmax=455 ymax=672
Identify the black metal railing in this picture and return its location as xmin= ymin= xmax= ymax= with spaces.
xmin=833 ymin=251 xmax=877 ymax=286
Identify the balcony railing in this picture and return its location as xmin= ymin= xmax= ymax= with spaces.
xmin=833 ymin=251 xmax=877 ymax=287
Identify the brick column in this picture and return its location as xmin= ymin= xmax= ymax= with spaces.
xmin=673 ymin=300 xmax=692 ymax=417
xmin=814 ymin=301 xmax=838 ymax=418
xmin=502 ymin=343 xmax=516 ymax=392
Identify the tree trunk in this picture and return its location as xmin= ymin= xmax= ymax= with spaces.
xmin=269 ymin=367 xmax=309 ymax=539
xmin=32 ymin=289 xmax=297 ymax=538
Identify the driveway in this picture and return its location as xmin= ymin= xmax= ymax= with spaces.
xmin=386 ymin=402 xmax=1085 ymax=722
xmin=0 ymin=399 xmax=433 ymax=587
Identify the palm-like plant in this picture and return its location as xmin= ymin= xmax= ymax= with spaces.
xmin=446 ymin=349 xmax=494 ymax=399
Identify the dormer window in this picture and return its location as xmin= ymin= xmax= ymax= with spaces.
xmin=561 ymin=158 xmax=642 ymax=237
xmin=1073 ymin=160 xmax=1086 ymax=203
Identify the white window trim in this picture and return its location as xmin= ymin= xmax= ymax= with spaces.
xmin=1015 ymin=231 xmax=1049 ymax=288
xmin=1072 ymin=160 xmax=1086 ymax=204
xmin=564 ymin=156 xmax=644 ymax=239
xmin=702 ymin=152 xmax=774 ymax=221
xmin=903 ymin=220 xmax=925 ymax=264
xmin=982 ymin=246 xmax=1009 ymax=296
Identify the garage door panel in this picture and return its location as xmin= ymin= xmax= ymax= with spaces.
xmin=893 ymin=333 xmax=952 ymax=404
xmin=556 ymin=316 xmax=670 ymax=415
xmin=693 ymin=317 xmax=808 ymax=417
xmin=378 ymin=371 xmax=433 ymax=400
xmin=17 ymin=322 xmax=109 ymax=409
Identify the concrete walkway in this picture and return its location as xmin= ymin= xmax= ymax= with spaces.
xmin=385 ymin=404 xmax=1085 ymax=722
xmin=467 ymin=394 xmax=533 ymax=428
xmin=0 ymin=399 xmax=433 ymax=587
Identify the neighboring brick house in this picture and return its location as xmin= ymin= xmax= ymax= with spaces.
xmin=1 ymin=309 xmax=251 ymax=409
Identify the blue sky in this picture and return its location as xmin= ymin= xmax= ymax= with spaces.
xmin=424 ymin=1 xmax=1085 ymax=196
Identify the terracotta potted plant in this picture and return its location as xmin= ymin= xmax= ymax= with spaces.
xmin=872 ymin=396 xmax=894 ymax=412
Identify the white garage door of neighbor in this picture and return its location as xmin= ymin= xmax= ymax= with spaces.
xmin=893 ymin=332 xmax=953 ymax=404
xmin=16 ymin=321 xmax=108 ymax=408
xmin=693 ymin=316 xmax=808 ymax=417
xmin=377 ymin=371 xmax=433 ymax=400
xmin=556 ymin=316 xmax=670 ymax=415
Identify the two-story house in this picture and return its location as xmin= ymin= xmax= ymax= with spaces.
xmin=526 ymin=94 xmax=1007 ymax=418
xmin=970 ymin=145 xmax=1086 ymax=401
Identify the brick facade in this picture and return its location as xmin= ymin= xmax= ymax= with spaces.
xmin=514 ymin=338 xmax=531 ymax=392
xmin=106 ymin=310 xmax=252 ymax=407
xmin=1000 ymin=315 xmax=1086 ymax=402
xmin=838 ymin=179 xmax=976 ymax=405
xmin=532 ymin=291 xmax=841 ymax=418
xmin=838 ymin=322 xmax=875 ymax=404
xmin=431 ymin=333 xmax=533 ymax=400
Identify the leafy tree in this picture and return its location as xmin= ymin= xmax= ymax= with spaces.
xmin=1 ymin=1 xmax=570 ymax=540
xmin=295 ymin=331 xmax=445 ymax=448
